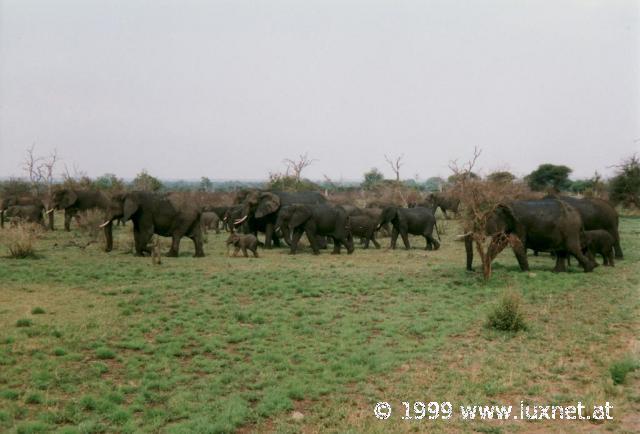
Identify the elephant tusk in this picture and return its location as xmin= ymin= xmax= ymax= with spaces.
xmin=99 ymin=220 xmax=111 ymax=228
xmin=46 ymin=208 xmax=55 ymax=214
xmin=234 ymin=215 xmax=248 ymax=225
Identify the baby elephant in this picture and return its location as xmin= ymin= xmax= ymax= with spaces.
xmin=226 ymin=233 xmax=259 ymax=258
xmin=583 ymin=229 xmax=615 ymax=266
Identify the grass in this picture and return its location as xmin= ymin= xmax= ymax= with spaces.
xmin=0 ymin=213 xmax=638 ymax=432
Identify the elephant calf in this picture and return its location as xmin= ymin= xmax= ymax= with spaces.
xmin=583 ymin=229 xmax=615 ymax=266
xmin=348 ymin=215 xmax=380 ymax=249
xmin=226 ymin=233 xmax=259 ymax=258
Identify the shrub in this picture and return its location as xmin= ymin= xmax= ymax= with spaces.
xmin=609 ymin=357 xmax=639 ymax=385
xmin=31 ymin=307 xmax=45 ymax=315
xmin=95 ymin=347 xmax=116 ymax=360
xmin=76 ymin=209 xmax=107 ymax=243
xmin=16 ymin=319 xmax=33 ymax=327
xmin=487 ymin=292 xmax=527 ymax=332
xmin=5 ymin=223 xmax=42 ymax=258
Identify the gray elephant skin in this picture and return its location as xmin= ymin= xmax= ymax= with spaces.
xmin=465 ymin=199 xmax=595 ymax=273
xmin=378 ymin=206 xmax=440 ymax=250
xmin=103 ymin=192 xmax=204 ymax=257
xmin=234 ymin=190 xmax=327 ymax=248
xmin=276 ymin=204 xmax=354 ymax=255
xmin=49 ymin=189 xmax=111 ymax=232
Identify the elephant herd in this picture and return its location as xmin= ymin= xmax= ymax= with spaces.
xmin=0 ymin=188 xmax=624 ymax=273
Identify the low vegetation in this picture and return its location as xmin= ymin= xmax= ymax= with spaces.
xmin=4 ymin=223 xmax=42 ymax=259
xmin=0 ymin=213 xmax=638 ymax=432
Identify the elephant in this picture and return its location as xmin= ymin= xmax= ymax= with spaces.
xmin=226 ymin=233 xmax=259 ymax=258
xmin=101 ymin=191 xmax=204 ymax=257
xmin=3 ymin=204 xmax=46 ymax=227
xmin=378 ymin=206 xmax=440 ymax=250
xmin=202 ymin=205 xmax=231 ymax=231
xmin=552 ymin=196 xmax=622 ymax=259
xmin=233 ymin=190 xmax=327 ymax=248
xmin=348 ymin=214 xmax=380 ymax=249
xmin=275 ymin=204 xmax=353 ymax=255
xmin=464 ymin=199 xmax=595 ymax=273
xmin=1 ymin=195 xmax=48 ymax=229
xmin=49 ymin=189 xmax=111 ymax=232
xmin=582 ymin=229 xmax=615 ymax=266
xmin=201 ymin=211 xmax=221 ymax=234
xmin=425 ymin=192 xmax=460 ymax=219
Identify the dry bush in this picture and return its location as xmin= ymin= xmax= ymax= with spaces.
xmin=75 ymin=209 xmax=107 ymax=244
xmin=449 ymin=148 xmax=534 ymax=280
xmin=5 ymin=223 xmax=43 ymax=258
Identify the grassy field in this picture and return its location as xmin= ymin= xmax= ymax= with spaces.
xmin=0 ymin=215 xmax=638 ymax=433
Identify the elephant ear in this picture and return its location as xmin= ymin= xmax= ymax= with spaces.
xmin=255 ymin=192 xmax=280 ymax=218
xmin=495 ymin=203 xmax=519 ymax=233
xmin=289 ymin=205 xmax=312 ymax=230
xmin=122 ymin=195 xmax=139 ymax=222
xmin=59 ymin=190 xmax=78 ymax=209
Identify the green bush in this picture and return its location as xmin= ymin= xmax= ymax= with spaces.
xmin=31 ymin=307 xmax=45 ymax=315
xmin=487 ymin=292 xmax=527 ymax=332
xmin=609 ymin=357 xmax=639 ymax=385
xmin=16 ymin=319 xmax=33 ymax=328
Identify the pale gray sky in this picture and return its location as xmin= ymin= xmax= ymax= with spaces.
xmin=1 ymin=0 xmax=638 ymax=181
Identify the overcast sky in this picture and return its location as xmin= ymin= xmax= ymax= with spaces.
xmin=1 ymin=0 xmax=638 ymax=182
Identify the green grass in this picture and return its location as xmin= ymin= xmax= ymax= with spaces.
xmin=0 ymin=213 xmax=638 ymax=432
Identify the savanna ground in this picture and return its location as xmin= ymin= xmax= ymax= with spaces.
xmin=0 ymin=214 xmax=639 ymax=434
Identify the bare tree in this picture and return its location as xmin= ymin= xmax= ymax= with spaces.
xmin=22 ymin=144 xmax=59 ymax=196
xmin=384 ymin=154 xmax=404 ymax=182
xmin=283 ymin=153 xmax=317 ymax=183
xmin=449 ymin=146 xmax=530 ymax=280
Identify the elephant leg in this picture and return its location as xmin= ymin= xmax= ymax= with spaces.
xmin=613 ymin=232 xmax=623 ymax=259
xmin=331 ymin=237 xmax=342 ymax=254
xmin=371 ymin=232 xmax=381 ymax=249
xmin=290 ymin=229 xmax=304 ymax=254
xmin=390 ymin=227 xmax=399 ymax=249
xmin=241 ymin=246 xmax=248 ymax=257
xmin=104 ymin=221 xmax=113 ymax=252
xmin=64 ymin=210 xmax=73 ymax=231
xmin=48 ymin=211 xmax=54 ymax=230
xmin=264 ymin=224 xmax=274 ymax=249
xmin=552 ymin=252 xmax=568 ymax=273
xmin=507 ymin=235 xmax=528 ymax=271
xmin=134 ymin=227 xmax=153 ymax=256
xmin=0 ymin=210 xmax=4 ymax=228
xmin=305 ymin=229 xmax=320 ymax=255
xmin=167 ymin=235 xmax=181 ymax=257
xmin=400 ymin=229 xmax=410 ymax=250
xmin=443 ymin=209 xmax=450 ymax=220
xmin=363 ymin=236 xmax=369 ymax=249
xmin=272 ymin=232 xmax=281 ymax=248
xmin=426 ymin=234 xmax=440 ymax=250
xmin=465 ymin=234 xmax=474 ymax=271
xmin=567 ymin=240 xmax=595 ymax=272
xmin=606 ymin=251 xmax=615 ymax=267
xmin=191 ymin=233 xmax=205 ymax=258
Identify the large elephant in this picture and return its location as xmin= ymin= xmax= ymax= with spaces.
xmin=49 ymin=189 xmax=111 ymax=232
xmin=1 ymin=195 xmax=48 ymax=229
xmin=425 ymin=192 xmax=460 ymax=219
xmin=234 ymin=190 xmax=327 ymax=248
xmin=101 ymin=191 xmax=204 ymax=257
xmin=378 ymin=206 xmax=440 ymax=250
xmin=275 ymin=204 xmax=353 ymax=255
xmin=465 ymin=199 xmax=595 ymax=273
xmin=553 ymin=196 xmax=622 ymax=259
